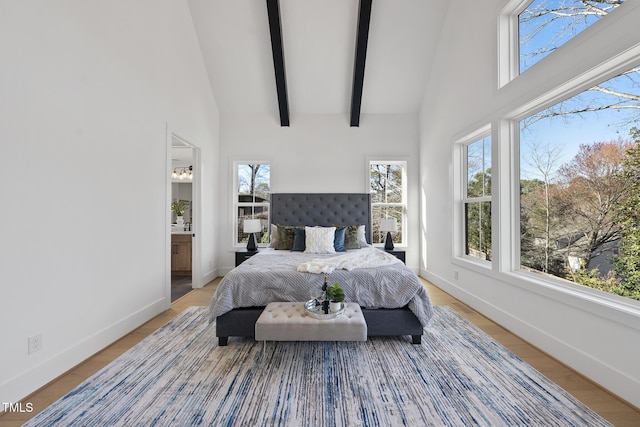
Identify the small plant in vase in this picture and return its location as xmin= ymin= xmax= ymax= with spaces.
xmin=326 ymin=282 xmax=345 ymax=313
xmin=171 ymin=200 xmax=190 ymax=226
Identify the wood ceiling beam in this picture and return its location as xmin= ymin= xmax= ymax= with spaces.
xmin=350 ymin=0 xmax=373 ymax=127
xmin=266 ymin=0 xmax=290 ymax=127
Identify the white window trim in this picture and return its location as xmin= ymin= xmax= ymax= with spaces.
xmin=231 ymin=160 xmax=271 ymax=248
xmin=498 ymin=0 xmax=636 ymax=88
xmin=452 ymin=125 xmax=493 ymax=266
xmin=448 ymin=0 xmax=640 ymax=329
xmin=453 ymin=118 xmax=640 ymax=324
xmin=494 ymin=54 xmax=640 ymax=316
xmin=497 ymin=0 xmax=530 ymax=87
xmin=367 ymin=158 xmax=408 ymax=247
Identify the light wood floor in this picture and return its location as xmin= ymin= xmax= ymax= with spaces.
xmin=2 ymin=278 xmax=639 ymax=426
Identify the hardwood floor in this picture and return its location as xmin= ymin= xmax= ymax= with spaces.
xmin=2 ymin=278 xmax=639 ymax=426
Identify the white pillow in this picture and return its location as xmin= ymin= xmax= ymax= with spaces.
xmin=357 ymin=225 xmax=370 ymax=247
xmin=304 ymin=226 xmax=336 ymax=254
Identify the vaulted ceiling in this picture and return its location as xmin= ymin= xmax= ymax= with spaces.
xmin=188 ymin=0 xmax=448 ymax=125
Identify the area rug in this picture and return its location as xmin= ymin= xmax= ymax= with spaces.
xmin=24 ymin=306 xmax=611 ymax=426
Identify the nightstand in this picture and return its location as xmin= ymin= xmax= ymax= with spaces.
xmin=383 ymin=249 xmax=405 ymax=264
xmin=235 ymin=249 xmax=259 ymax=266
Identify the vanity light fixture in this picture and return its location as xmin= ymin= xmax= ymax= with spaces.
xmin=172 ymin=165 xmax=193 ymax=180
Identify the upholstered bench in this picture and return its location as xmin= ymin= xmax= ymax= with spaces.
xmin=255 ymin=302 xmax=367 ymax=342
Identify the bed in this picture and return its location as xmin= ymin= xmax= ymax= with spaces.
xmin=210 ymin=193 xmax=434 ymax=345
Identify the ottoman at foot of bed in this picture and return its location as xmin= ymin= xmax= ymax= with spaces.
xmin=215 ymin=306 xmax=423 ymax=345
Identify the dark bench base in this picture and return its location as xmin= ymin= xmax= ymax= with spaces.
xmin=215 ymin=306 xmax=423 ymax=346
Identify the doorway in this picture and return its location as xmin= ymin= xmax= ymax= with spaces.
xmin=170 ymin=135 xmax=200 ymax=301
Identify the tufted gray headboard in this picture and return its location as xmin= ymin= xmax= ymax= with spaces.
xmin=270 ymin=193 xmax=372 ymax=244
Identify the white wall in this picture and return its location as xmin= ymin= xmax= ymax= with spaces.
xmin=218 ymin=113 xmax=420 ymax=272
xmin=419 ymin=0 xmax=640 ymax=407
xmin=0 ymin=1 xmax=219 ymax=403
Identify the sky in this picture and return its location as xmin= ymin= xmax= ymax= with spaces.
xmin=517 ymin=0 xmax=638 ymax=179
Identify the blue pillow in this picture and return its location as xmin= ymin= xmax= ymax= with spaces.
xmin=292 ymin=228 xmax=306 ymax=251
xmin=334 ymin=227 xmax=347 ymax=252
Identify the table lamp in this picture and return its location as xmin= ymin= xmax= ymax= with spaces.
xmin=243 ymin=219 xmax=261 ymax=251
xmin=380 ymin=218 xmax=397 ymax=250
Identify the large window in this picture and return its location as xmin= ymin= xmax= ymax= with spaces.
xmin=370 ymin=161 xmax=407 ymax=246
xmin=519 ymin=65 xmax=640 ymax=301
xmin=501 ymin=0 xmax=626 ymax=85
xmin=234 ymin=162 xmax=270 ymax=246
xmin=518 ymin=0 xmax=626 ymax=74
xmin=464 ymin=136 xmax=492 ymax=261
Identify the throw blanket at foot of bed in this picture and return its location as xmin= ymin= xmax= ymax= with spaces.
xmin=297 ymin=247 xmax=400 ymax=273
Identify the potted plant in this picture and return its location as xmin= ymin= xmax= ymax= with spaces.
xmin=171 ymin=200 xmax=190 ymax=226
xmin=326 ymin=282 xmax=345 ymax=313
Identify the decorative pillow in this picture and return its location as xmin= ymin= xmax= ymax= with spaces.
xmin=334 ymin=227 xmax=347 ymax=252
xmin=268 ymin=224 xmax=278 ymax=248
xmin=275 ymin=225 xmax=296 ymax=250
xmin=344 ymin=225 xmax=361 ymax=249
xmin=357 ymin=224 xmax=370 ymax=247
xmin=292 ymin=227 xmax=306 ymax=251
xmin=304 ymin=226 xmax=336 ymax=254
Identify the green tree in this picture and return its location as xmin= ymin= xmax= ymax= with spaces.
xmin=520 ymin=178 xmax=566 ymax=275
xmin=612 ymin=128 xmax=640 ymax=300
xmin=466 ymin=169 xmax=492 ymax=260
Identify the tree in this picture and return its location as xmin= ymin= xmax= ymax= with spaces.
xmin=558 ymin=139 xmax=632 ymax=266
xmin=370 ymin=164 xmax=402 ymax=203
xmin=466 ymin=169 xmax=492 ymax=260
xmin=612 ymin=128 xmax=640 ymax=300
xmin=238 ymin=164 xmax=270 ymax=201
xmin=519 ymin=1 xmax=626 ymax=71
xmin=521 ymin=141 xmax=566 ymax=274
xmin=520 ymin=1 xmax=640 ymax=127
xmin=371 ymin=163 xmax=404 ymax=243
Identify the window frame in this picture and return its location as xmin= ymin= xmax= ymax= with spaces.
xmin=464 ymin=136 xmax=492 ymax=261
xmin=448 ymin=0 xmax=640 ymax=339
xmin=232 ymin=160 xmax=271 ymax=248
xmin=368 ymin=159 xmax=408 ymax=247
xmin=454 ymin=126 xmax=494 ymax=266
xmin=495 ymin=47 xmax=640 ymax=313
xmin=498 ymin=0 xmax=629 ymax=87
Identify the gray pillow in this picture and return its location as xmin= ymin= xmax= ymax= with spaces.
xmin=276 ymin=225 xmax=296 ymax=250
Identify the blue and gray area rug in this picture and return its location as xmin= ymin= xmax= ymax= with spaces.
xmin=25 ymin=306 xmax=611 ymax=426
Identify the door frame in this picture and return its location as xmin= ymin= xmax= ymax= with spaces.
xmin=165 ymin=127 xmax=201 ymax=308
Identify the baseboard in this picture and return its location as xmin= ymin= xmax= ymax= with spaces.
xmin=219 ymin=266 xmax=234 ymax=277
xmin=420 ymin=269 xmax=640 ymax=409
xmin=200 ymin=268 xmax=219 ymax=287
xmin=0 ymin=298 xmax=167 ymax=405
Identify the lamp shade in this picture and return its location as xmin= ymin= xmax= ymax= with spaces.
xmin=243 ymin=219 xmax=262 ymax=233
xmin=379 ymin=218 xmax=397 ymax=232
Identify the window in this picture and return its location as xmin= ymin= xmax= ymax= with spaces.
xmin=518 ymin=0 xmax=625 ymax=74
xmin=500 ymin=0 xmax=626 ymax=85
xmin=370 ymin=161 xmax=407 ymax=246
xmin=234 ymin=162 xmax=270 ymax=246
xmin=463 ymin=136 xmax=492 ymax=261
xmin=519 ymin=64 xmax=640 ymax=301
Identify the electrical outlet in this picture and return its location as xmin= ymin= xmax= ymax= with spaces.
xmin=28 ymin=334 xmax=42 ymax=354
xmin=453 ymin=270 xmax=459 ymax=280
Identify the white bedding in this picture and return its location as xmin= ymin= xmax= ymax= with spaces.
xmin=209 ymin=248 xmax=434 ymax=326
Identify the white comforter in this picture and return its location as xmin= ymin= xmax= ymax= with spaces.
xmin=297 ymin=247 xmax=401 ymax=273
